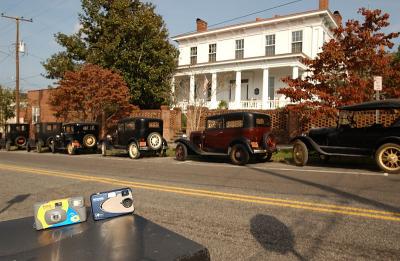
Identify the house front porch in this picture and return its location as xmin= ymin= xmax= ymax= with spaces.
xmin=173 ymin=65 xmax=304 ymax=111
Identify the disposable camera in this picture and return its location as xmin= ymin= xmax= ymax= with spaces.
xmin=90 ymin=188 xmax=135 ymax=221
xmin=33 ymin=197 xmax=87 ymax=230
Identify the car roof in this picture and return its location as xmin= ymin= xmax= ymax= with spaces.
xmin=119 ymin=117 xmax=163 ymax=123
xmin=206 ymin=112 xmax=270 ymax=120
xmin=339 ymin=99 xmax=400 ymax=111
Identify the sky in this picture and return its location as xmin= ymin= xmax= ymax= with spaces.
xmin=0 ymin=0 xmax=399 ymax=92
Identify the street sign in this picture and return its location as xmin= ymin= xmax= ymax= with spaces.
xmin=374 ymin=76 xmax=382 ymax=91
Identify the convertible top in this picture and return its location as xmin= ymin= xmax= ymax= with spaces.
xmin=339 ymin=99 xmax=400 ymax=111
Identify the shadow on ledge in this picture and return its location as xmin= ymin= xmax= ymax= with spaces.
xmin=0 ymin=194 xmax=30 ymax=215
xmin=250 ymin=214 xmax=306 ymax=261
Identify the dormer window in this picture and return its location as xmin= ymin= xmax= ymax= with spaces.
xmin=292 ymin=30 xmax=303 ymax=53
xmin=209 ymin=44 xmax=216 ymax=62
xmin=190 ymin=47 xmax=197 ymax=65
xmin=265 ymin=34 xmax=275 ymax=56
xmin=235 ymin=39 xmax=244 ymax=59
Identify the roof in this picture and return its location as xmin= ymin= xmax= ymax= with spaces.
xmin=339 ymin=99 xmax=400 ymax=111
xmin=172 ymin=9 xmax=338 ymax=41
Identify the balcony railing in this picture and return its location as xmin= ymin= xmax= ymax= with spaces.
xmin=175 ymin=99 xmax=291 ymax=112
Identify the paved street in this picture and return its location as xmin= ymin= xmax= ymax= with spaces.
xmin=0 ymin=150 xmax=399 ymax=260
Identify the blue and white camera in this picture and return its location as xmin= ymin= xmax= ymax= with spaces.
xmin=90 ymin=188 xmax=134 ymax=221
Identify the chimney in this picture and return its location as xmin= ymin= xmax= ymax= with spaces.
xmin=256 ymin=18 xmax=264 ymax=22
xmin=319 ymin=0 xmax=329 ymax=10
xmin=196 ymin=18 xmax=208 ymax=32
xmin=333 ymin=11 xmax=342 ymax=25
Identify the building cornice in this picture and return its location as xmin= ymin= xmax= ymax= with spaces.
xmin=172 ymin=9 xmax=338 ymax=42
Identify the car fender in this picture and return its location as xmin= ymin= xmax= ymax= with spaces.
xmin=174 ymin=138 xmax=200 ymax=155
xmin=128 ymin=138 xmax=138 ymax=146
xmin=290 ymin=136 xmax=328 ymax=155
xmin=228 ymin=138 xmax=253 ymax=155
xmin=374 ymin=136 xmax=400 ymax=151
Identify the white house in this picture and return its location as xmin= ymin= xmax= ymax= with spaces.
xmin=171 ymin=0 xmax=341 ymax=110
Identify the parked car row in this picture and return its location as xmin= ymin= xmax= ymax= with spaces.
xmin=1 ymin=100 xmax=399 ymax=173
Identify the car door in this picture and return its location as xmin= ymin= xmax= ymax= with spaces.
xmin=203 ymin=118 xmax=224 ymax=152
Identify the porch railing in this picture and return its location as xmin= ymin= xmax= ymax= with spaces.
xmin=175 ymin=99 xmax=291 ymax=111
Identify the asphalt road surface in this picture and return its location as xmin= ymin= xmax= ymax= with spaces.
xmin=0 ymin=150 xmax=399 ymax=260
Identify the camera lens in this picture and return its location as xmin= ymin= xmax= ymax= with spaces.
xmin=51 ymin=213 xmax=61 ymax=222
xmin=122 ymin=198 xmax=133 ymax=208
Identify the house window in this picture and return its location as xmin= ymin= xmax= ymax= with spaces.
xmin=190 ymin=47 xmax=197 ymax=65
xmin=292 ymin=30 xmax=303 ymax=53
xmin=209 ymin=44 xmax=216 ymax=62
xmin=265 ymin=34 xmax=275 ymax=56
xmin=32 ymin=106 xmax=40 ymax=123
xmin=235 ymin=39 xmax=244 ymax=59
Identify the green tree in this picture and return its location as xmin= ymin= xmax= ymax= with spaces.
xmin=43 ymin=0 xmax=178 ymax=109
xmin=0 ymin=85 xmax=15 ymax=128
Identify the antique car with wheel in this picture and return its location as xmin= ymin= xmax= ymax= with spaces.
xmin=27 ymin=122 xmax=62 ymax=153
xmin=52 ymin=123 xmax=99 ymax=155
xmin=101 ymin=117 xmax=168 ymax=159
xmin=174 ymin=112 xmax=277 ymax=165
xmin=0 ymin=123 xmax=30 ymax=151
xmin=291 ymin=99 xmax=400 ymax=174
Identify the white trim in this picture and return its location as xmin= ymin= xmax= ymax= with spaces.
xmin=172 ymin=10 xmax=337 ymax=41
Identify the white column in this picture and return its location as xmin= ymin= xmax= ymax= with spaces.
xmin=171 ymin=76 xmax=175 ymax=103
xmin=189 ymin=74 xmax=195 ymax=104
xmin=262 ymin=68 xmax=269 ymax=109
xmin=211 ymin=72 xmax=217 ymax=109
xmin=235 ymin=70 xmax=241 ymax=109
xmin=292 ymin=66 xmax=299 ymax=79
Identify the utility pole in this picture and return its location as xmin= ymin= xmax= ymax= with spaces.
xmin=1 ymin=13 xmax=32 ymax=124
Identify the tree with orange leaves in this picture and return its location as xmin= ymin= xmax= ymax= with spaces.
xmin=50 ymin=64 xmax=134 ymax=134
xmin=278 ymin=8 xmax=400 ymax=121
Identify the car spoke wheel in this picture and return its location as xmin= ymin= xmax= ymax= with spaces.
xmin=175 ymin=143 xmax=187 ymax=161
xmin=230 ymin=144 xmax=250 ymax=165
xmin=147 ymin=132 xmax=162 ymax=150
xmin=376 ymin=143 xmax=400 ymax=174
xmin=293 ymin=140 xmax=308 ymax=166
xmin=128 ymin=142 xmax=140 ymax=159
xmin=15 ymin=136 xmax=26 ymax=147
xmin=67 ymin=143 xmax=76 ymax=155
xmin=83 ymin=134 xmax=97 ymax=148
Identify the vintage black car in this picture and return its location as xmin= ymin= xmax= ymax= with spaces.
xmin=174 ymin=112 xmax=277 ymax=165
xmin=0 ymin=123 xmax=30 ymax=151
xmin=27 ymin=122 xmax=62 ymax=153
xmin=292 ymin=99 xmax=400 ymax=174
xmin=101 ymin=117 xmax=168 ymax=159
xmin=52 ymin=123 xmax=99 ymax=155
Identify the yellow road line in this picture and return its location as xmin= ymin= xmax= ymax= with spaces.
xmin=0 ymin=163 xmax=399 ymax=222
